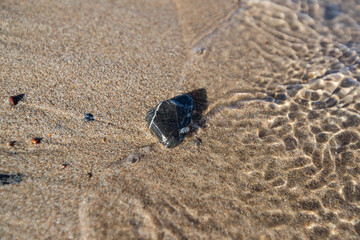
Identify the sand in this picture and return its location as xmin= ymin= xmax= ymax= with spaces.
xmin=1 ymin=0 xmax=360 ymax=239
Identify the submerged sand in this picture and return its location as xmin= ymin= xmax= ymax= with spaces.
xmin=1 ymin=0 xmax=360 ymax=239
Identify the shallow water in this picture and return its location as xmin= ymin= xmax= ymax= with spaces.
xmin=1 ymin=0 xmax=359 ymax=239
xmin=173 ymin=0 xmax=360 ymax=238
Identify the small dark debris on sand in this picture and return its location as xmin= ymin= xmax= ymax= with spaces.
xmin=8 ymin=94 xmax=25 ymax=106
xmin=61 ymin=163 xmax=69 ymax=169
xmin=0 ymin=173 xmax=22 ymax=185
xmin=30 ymin=138 xmax=41 ymax=145
xmin=84 ymin=113 xmax=95 ymax=122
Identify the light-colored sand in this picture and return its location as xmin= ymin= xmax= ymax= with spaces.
xmin=1 ymin=0 xmax=360 ymax=239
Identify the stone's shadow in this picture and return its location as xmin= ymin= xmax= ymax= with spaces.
xmin=185 ymin=88 xmax=208 ymax=128
xmin=15 ymin=94 xmax=25 ymax=103
xmin=0 ymin=173 xmax=22 ymax=185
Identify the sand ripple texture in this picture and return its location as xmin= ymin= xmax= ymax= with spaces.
xmin=1 ymin=0 xmax=360 ymax=239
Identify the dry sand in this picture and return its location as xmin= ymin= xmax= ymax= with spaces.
xmin=1 ymin=0 xmax=360 ymax=239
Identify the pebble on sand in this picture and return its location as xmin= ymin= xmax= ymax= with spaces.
xmin=30 ymin=138 xmax=41 ymax=145
xmin=8 ymin=94 xmax=24 ymax=106
xmin=9 ymin=96 xmax=18 ymax=106
xmin=145 ymin=94 xmax=194 ymax=148
xmin=84 ymin=113 xmax=95 ymax=122
xmin=61 ymin=163 xmax=69 ymax=169
xmin=0 ymin=173 xmax=22 ymax=185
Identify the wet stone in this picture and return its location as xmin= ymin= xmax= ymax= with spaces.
xmin=145 ymin=95 xmax=193 ymax=148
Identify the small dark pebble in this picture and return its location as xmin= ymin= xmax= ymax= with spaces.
xmin=9 ymin=96 xmax=17 ymax=106
xmin=61 ymin=163 xmax=69 ymax=169
xmin=8 ymin=94 xmax=25 ymax=106
xmin=31 ymin=138 xmax=41 ymax=145
xmin=0 ymin=173 xmax=22 ymax=185
xmin=84 ymin=113 xmax=95 ymax=122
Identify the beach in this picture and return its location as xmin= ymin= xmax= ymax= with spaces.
xmin=1 ymin=0 xmax=360 ymax=239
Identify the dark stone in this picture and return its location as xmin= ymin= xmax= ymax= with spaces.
xmin=145 ymin=95 xmax=194 ymax=148
xmin=0 ymin=173 xmax=22 ymax=185
xmin=84 ymin=113 xmax=95 ymax=122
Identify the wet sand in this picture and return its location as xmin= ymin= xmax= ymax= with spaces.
xmin=1 ymin=0 xmax=360 ymax=239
